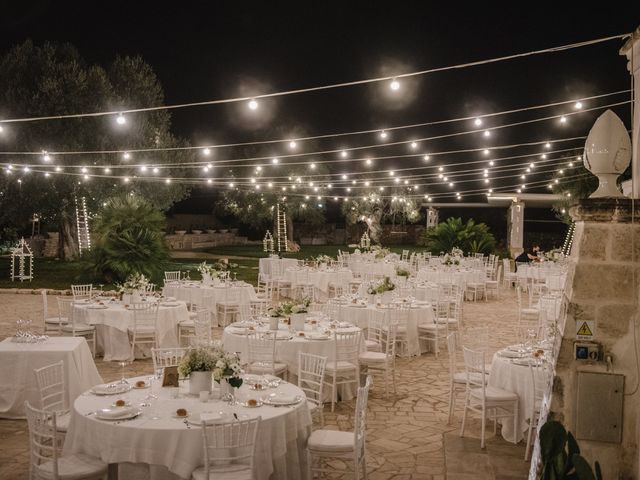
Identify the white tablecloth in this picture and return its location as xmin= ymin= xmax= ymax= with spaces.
xmin=489 ymin=352 xmax=550 ymax=442
xmin=64 ymin=376 xmax=311 ymax=480
xmin=162 ymin=283 xmax=257 ymax=325
xmin=259 ymin=258 xmax=299 ymax=279
xmin=222 ymin=323 xmax=362 ymax=402
xmin=73 ymin=301 xmax=189 ymax=361
xmin=336 ymin=303 xmax=433 ymax=356
xmin=283 ymin=269 xmax=353 ymax=301
xmin=0 ymin=337 xmax=103 ymax=419
xmin=416 ymin=268 xmax=484 ymax=290
xmin=347 ymin=260 xmax=396 ymax=278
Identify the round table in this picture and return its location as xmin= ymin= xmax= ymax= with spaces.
xmin=162 ymin=282 xmax=257 ymax=325
xmin=222 ymin=321 xmax=362 ymax=402
xmin=336 ymin=301 xmax=434 ymax=356
xmin=489 ymin=349 xmax=551 ymax=442
xmin=283 ymin=268 xmax=353 ymax=301
xmin=64 ymin=375 xmax=312 ymax=480
xmin=73 ymin=300 xmax=189 ymax=361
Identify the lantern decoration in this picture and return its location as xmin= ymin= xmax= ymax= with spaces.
xmin=263 ymin=230 xmax=275 ymax=254
xmin=360 ymin=231 xmax=371 ymax=250
xmin=10 ymin=238 xmax=33 ymax=282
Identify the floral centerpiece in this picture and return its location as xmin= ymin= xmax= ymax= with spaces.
xmin=269 ymin=297 xmax=311 ymax=317
xmin=450 ymin=246 xmax=464 ymax=258
xmin=117 ymin=272 xmax=150 ymax=303
xmin=371 ymin=245 xmax=390 ymax=260
xmin=314 ymin=254 xmax=333 ymax=266
xmin=396 ymin=266 xmax=411 ymax=278
xmin=442 ymin=254 xmax=460 ymax=266
xmin=178 ymin=345 xmax=243 ymax=394
xmin=197 ymin=260 xmax=238 ymax=284
xmin=542 ymin=248 xmax=562 ymax=262
xmin=367 ymin=276 xmax=396 ymax=295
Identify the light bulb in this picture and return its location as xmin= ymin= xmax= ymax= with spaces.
xmin=483 ymin=130 xmax=491 ymax=137
xmin=165 ymin=178 xmax=171 ymax=184
xmin=104 ymin=168 xmax=111 ymax=173
xmin=272 ymin=158 xmax=279 ymax=164
xmin=43 ymin=154 xmax=51 ymax=162
xmin=256 ymin=166 xmax=262 ymax=172
xmin=389 ymin=79 xmax=400 ymax=91
xmin=289 ymin=141 xmax=297 ymax=149
xmin=545 ymin=142 xmax=551 ymax=149
xmin=340 ymin=150 xmax=348 ymax=158
xmin=379 ymin=130 xmax=388 ymax=139
xmin=423 ymin=155 xmax=430 ymax=161
xmin=474 ymin=118 xmax=482 ymax=126
xmin=342 ymin=175 xmax=348 ymax=180
xmin=310 ymin=163 xmax=316 ymax=170
xmin=248 ymin=99 xmax=258 ymax=110
xmin=123 ymin=152 xmax=131 ymax=160
xmin=483 ymin=149 xmax=489 ymax=155
xmin=489 ymin=161 xmax=495 ymax=166
xmin=575 ymin=101 xmax=583 ymax=109
xmin=560 ymin=116 xmax=567 ymax=124
xmin=365 ymin=159 xmax=372 ymax=166
xmin=410 ymin=142 xmax=418 ymax=149
xmin=203 ymin=148 xmax=211 ymax=155
xmin=153 ymin=167 xmax=159 ymax=174
xmin=116 ymin=113 xmax=126 ymax=125
xmin=81 ymin=167 xmax=88 ymax=173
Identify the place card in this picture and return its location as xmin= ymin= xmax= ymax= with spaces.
xmin=162 ymin=366 xmax=180 ymax=387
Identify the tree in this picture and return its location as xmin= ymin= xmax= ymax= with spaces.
xmin=420 ymin=217 xmax=496 ymax=254
xmin=341 ymin=188 xmax=422 ymax=243
xmin=0 ymin=41 xmax=190 ymax=258
xmin=88 ymin=195 xmax=169 ymax=284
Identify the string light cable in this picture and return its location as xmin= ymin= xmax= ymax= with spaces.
xmin=0 ymin=33 xmax=629 ymax=125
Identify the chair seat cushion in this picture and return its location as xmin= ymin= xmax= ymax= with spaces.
xmin=191 ymin=464 xmax=253 ymax=480
xmin=61 ymin=325 xmax=95 ymax=333
xmin=36 ymin=453 xmax=108 ymax=480
xmin=307 ymin=429 xmax=355 ymax=453
xmin=417 ymin=323 xmax=447 ymax=332
xmin=45 ymin=317 xmax=68 ymax=324
xmin=358 ymin=351 xmax=388 ymax=363
xmin=55 ymin=410 xmax=71 ymax=432
xmin=325 ymin=361 xmax=357 ymax=372
xmin=470 ymin=386 xmax=518 ymax=401
xmin=364 ymin=339 xmax=381 ymax=351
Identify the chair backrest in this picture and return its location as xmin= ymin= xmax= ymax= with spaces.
xmin=298 ymin=352 xmax=327 ymax=406
xmin=366 ymin=315 xmax=384 ymax=346
xmin=462 ymin=326 xmax=489 ymax=351
xmin=247 ymin=333 xmax=278 ymax=370
xmin=56 ymin=296 xmax=75 ymax=328
xmin=201 ymin=416 xmax=261 ymax=477
xmin=71 ymin=284 xmax=92 ymax=299
xmin=41 ymin=290 xmax=49 ymax=321
xmin=354 ymin=375 xmax=373 ymax=462
xmin=164 ymin=271 xmax=181 ymax=281
xmin=462 ymin=347 xmax=487 ymax=394
xmin=130 ymin=302 xmax=159 ymax=332
xmin=25 ymin=401 xmax=61 ymax=478
xmin=333 ymin=330 xmax=361 ymax=363
xmin=381 ymin=321 xmax=398 ymax=359
xmin=33 ymin=361 xmax=66 ymax=413
xmin=194 ymin=308 xmax=212 ymax=344
xmin=529 ymin=362 xmax=551 ymax=419
xmin=151 ymin=347 xmax=187 ymax=372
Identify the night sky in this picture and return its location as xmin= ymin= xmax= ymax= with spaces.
xmin=1 ymin=3 xmax=639 ymax=216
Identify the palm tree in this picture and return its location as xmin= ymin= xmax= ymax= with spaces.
xmin=88 ymin=195 xmax=169 ymax=283
xmin=420 ymin=217 xmax=496 ymax=254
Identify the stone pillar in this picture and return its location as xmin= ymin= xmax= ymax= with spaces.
xmin=426 ymin=207 xmax=438 ymax=229
xmin=620 ymin=27 xmax=640 ymax=198
xmin=551 ymin=198 xmax=640 ymax=479
xmin=508 ymin=201 xmax=524 ymax=256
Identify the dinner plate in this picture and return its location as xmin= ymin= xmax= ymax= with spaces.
xmin=263 ymin=394 xmax=303 ymax=406
xmin=110 ymin=401 xmax=132 ymax=408
xmin=90 ymin=384 xmax=132 ymax=395
xmin=95 ymin=407 xmax=141 ymax=421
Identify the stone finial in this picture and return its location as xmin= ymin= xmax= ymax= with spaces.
xmin=584 ymin=110 xmax=631 ymax=198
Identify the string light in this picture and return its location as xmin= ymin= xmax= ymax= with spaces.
xmin=423 ymin=155 xmax=430 ymax=161
xmin=410 ymin=141 xmax=418 ymax=149
xmin=116 ymin=113 xmax=126 ymax=125
xmin=379 ymin=131 xmax=388 ymax=139
xmin=574 ymin=101 xmax=583 ymax=109
xmin=248 ymin=99 xmax=258 ymax=110
xmin=340 ymin=150 xmax=348 ymax=158
xmin=389 ymin=78 xmax=400 ymax=91
xmin=288 ymin=141 xmax=297 ymax=149
xmin=203 ymin=148 xmax=211 ymax=156
xmin=123 ymin=152 xmax=131 ymax=160
xmin=165 ymin=178 xmax=171 ymax=184
xmin=560 ymin=116 xmax=567 ymax=123
xmin=271 ymin=158 xmax=279 ymax=164
xmin=483 ymin=149 xmax=490 ymax=155
xmin=43 ymin=152 xmax=51 ymax=162
xmin=483 ymin=130 xmax=491 ymax=137
xmin=474 ymin=118 xmax=482 ymax=126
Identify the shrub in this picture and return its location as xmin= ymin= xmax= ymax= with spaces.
xmin=420 ymin=217 xmax=496 ymax=254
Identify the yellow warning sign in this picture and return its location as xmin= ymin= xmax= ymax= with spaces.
xmin=577 ymin=322 xmax=593 ymax=337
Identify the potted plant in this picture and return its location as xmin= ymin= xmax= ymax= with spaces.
xmin=178 ymin=346 xmax=217 ymax=394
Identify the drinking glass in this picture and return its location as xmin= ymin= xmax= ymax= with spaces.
xmin=117 ymin=361 xmax=130 ymax=385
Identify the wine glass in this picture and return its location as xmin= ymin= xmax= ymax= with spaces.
xmin=117 ymin=361 xmax=130 ymax=385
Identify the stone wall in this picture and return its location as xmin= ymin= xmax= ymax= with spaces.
xmin=552 ymin=199 xmax=640 ymax=478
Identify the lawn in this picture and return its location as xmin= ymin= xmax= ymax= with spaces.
xmin=0 ymin=256 xmax=259 ymax=290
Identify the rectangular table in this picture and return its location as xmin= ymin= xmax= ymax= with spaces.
xmin=0 ymin=336 xmax=103 ymax=419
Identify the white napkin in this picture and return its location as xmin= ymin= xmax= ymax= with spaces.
xmin=268 ymin=394 xmax=297 ymax=404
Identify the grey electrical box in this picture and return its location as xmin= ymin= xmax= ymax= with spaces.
xmin=575 ymin=371 xmax=624 ymax=443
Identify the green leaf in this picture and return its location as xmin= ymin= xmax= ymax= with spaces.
xmin=572 ymin=455 xmax=596 ymax=480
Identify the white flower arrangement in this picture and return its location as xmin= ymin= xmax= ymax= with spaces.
xmin=178 ymin=345 xmax=243 ymax=387
xmin=371 ymin=245 xmax=390 ymax=259
xmin=117 ymin=272 xmax=150 ymax=293
xmin=450 ymin=247 xmax=464 ymax=257
xmin=367 ymin=276 xmax=396 ymax=295
xmin=314 ymin=254 xmax=333 ymax=264
xmin=268 ymin=297 xmax=311 ymax=317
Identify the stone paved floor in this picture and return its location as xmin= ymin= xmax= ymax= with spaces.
xmin=0 ymin=289 xmax=530 ymax=479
